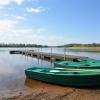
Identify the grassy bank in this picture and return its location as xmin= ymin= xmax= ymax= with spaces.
xmin=68 ymin=47 xmax=100 ymax=53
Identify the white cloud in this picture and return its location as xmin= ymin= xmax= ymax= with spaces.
xmin=28 ymin=0 xmax=39 ymax=2
xmin=36 ymin=28 xmax=47 ymax=33
xmin=0 ymin=22 xmax=65 ymax=45
xmin=0 ymin=0 xmax=24 ymax=6
xmin=32 ymin=0 xmax=39 ymax=1
xmin=0 ymin=18 xmax=64 ymax=45
xmin=27 ymin=7 xmax=44 ymax=13
xmin=0 ymin=6 xmax=4 ymax=9
xmin=8 ymin=7 xmax=14 ymax=10
xmin=14 ymin=0 xmax=24 ymax=5
xmin=0 ymin=20 xmax=19 ymax=30
xmin=0 ymin=0 xmax=10 ymax=5
xmin=12 ymin=15 xmax=25 ymax=20
xmin=2 ymin=14 xmax=25 ymax=20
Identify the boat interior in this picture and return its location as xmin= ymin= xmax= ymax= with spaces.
xmin=26 ymin=67 xmax=100 ymax=75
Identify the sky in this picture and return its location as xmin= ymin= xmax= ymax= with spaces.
xmin=0 ymin=0 xmax=100 ymax=46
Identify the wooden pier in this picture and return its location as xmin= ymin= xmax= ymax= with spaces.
xmin=10 ymin=50 xmax=91 ymax=61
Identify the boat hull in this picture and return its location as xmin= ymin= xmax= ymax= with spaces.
xmin=54 ymin=60 xmax=100 ymax=69
xmin=25 ymin=68 xmax=100 ymax=87
xmin=54 ymin=63 xmax=100 ymax=69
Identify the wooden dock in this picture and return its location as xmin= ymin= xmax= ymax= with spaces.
xmin=10 ymin=50 xmax=91 ymax=61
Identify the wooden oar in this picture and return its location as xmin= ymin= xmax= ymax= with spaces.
xmin=55 ymin=68 xmax=100 ymax=72
xmin=51 ymin=70 xmax=100 ymax=72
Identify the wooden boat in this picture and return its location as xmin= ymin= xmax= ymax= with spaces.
xmin=25 ymin=67 xmax=100 ymax=87
xmin=54 ymin=60 xmax=100 ymax=69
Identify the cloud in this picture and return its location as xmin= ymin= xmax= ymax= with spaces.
xmin=0 ymin=0 xmax=10 ymax=5
xmin=28 ymin=0 xmax=39 ymax=2
xmin=0 ymin=22 xmax=65 ymax=45
xmin=0 ymin=0 xmax=24 ymax=6
xmin=12 ymin=15 xmax=25 ymax=20
xmin=0 ymin=6 xmax=4 ymax=9
xmin=32 ymin=0 xmax=39 ymax=2
xmin=14 ymin=0 xmax=24 ymax=5
xmin=2 ymin=14 xmax=25 ymax=20
xmin=36 ymin=28 xmax=47 ymax=33
xmin=0 ymin=32 xmax=65 ymax=45
xmin=0 ymin=20 xmax=19 ymax=30
xmin=27 ymin=7 xmax=44 ymax=13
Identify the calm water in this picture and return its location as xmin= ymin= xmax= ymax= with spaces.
xmin=0 ymin=47 xmax=100 ymax=95
xmin=0 ymin=48 xmax=52 ymax=95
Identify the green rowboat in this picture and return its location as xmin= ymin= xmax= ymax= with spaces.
xmin=54 ymin=60 xmax=100 ymax=69
xmin=25 ymin=67 xmax=100 ymax=87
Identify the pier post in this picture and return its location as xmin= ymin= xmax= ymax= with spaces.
xmin=50 ymin=47 xmax=52 ymax=60
xmin=38 ymin=47 xmax=39 ymax=52
xmin=31 ymin=51 xmax=33 ymax=57
xmin=40 ymin=47 xmax=42 ymax=59
xmin=64 ymin=47 xmax=66 ymax=60
xmin=37 ymin=47 xmax=40 ymax=58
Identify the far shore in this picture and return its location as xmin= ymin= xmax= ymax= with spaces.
xmin=68 ymin=47 xmax=100 ymax=53
xmin=0 ymin=46 xmax=100 ymax=53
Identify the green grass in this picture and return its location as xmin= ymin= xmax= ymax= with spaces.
xmin=68 ymin=47 xmax=100 ymax=53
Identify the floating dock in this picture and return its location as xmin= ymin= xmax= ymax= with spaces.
xmin=10 ymin=50 xmax=91 ymax=61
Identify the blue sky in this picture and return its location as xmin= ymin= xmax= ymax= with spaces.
xmin=0 ymin=0 xmax=100 ymax=46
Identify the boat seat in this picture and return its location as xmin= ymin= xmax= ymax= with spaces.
xmin=34 ymin=69 xmax=44 ymax=72
xmin=50 ymin=70 xmax=60 ymax=72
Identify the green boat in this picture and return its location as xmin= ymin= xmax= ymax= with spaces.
xmin=54 ymin=59 xmax=100 ymax=69
xmin=25 ymin=67 xmax=100 ymax=87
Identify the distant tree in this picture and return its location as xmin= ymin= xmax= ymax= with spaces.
xmin=0 ymin=43 xmax=49 ymax=47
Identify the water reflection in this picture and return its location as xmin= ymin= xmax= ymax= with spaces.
xmin=25 ymin=78 xmax=51 ymax=89
xmin=25 ymin=77 xmax=69 ymax=92
xmin=0 ymin=49 xmax=52 ymax=93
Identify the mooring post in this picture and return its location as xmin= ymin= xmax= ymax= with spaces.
xmin=64 ymin=47 xmax=66 ymax=60
xmin=38 ymin=47 xmax=39 ymax=58
xmin=40 ymin=47 xmax=43 ymax=66
xmin=41 ymin=47 xmax=42 ymax=58
xmin=50 ymin=47 xmax=52 ymax=58
xmin=38 ymin=47 xmax=39 ymax=52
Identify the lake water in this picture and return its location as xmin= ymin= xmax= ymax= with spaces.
xmin=0 ymin=47 xmax=100 ymax=95
xmin=0 ymin=48 xmax=52 ymax=95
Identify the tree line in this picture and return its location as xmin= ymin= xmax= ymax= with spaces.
xmin=0 ymin=43 xmax=100 ymax=47
xmin=58 ymin=43 xmax=100 ymax=47
xmin=0 ymin=43 xmax=48 ymax=47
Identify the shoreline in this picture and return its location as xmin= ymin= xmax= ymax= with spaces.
xmin=0 ymin=46 xmax=100 ymax=53
xmin=1 ymin=78 xmax=100 ymax=100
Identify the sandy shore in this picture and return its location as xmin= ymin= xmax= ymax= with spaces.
xmin=1 ymin=78 xmax=100 ymax=100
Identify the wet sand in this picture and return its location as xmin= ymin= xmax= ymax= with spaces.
xmin=1 ymin=78 xmax=100 ymax=100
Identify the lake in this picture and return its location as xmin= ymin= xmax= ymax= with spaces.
xmin=0 ymin=47 xmax=100 ymax=96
